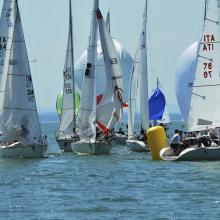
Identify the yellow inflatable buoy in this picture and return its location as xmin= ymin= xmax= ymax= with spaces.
xmin=147 ymin=126 xmax=168 ymax=160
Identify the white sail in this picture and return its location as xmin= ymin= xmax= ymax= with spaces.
xmin=188 ymin=0 xmax=220 ymax=131
xmin=57 ymin=0 xmax=76 ymax=140
xmin=139 ymin=0 xmax=149 ymax=130
xmin=76 ymin=0 xmax=98 ymax=141
xmin=160 ymin=105 xmax=171 ymax=124
xmin=2 ymin=3 xmax=41 ymax=144
xmin=0 ymin=0 xmax=17 ymax=131
xmin=96 ymin=9 xmax=124 ymax=133
xmin=127 ymin=40 xmax=141 ymax=139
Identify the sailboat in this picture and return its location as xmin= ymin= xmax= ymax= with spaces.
xmin=0 ymin=0 xmax=47 ymax=158
xmin=56 ymin=0 xmax=79 ymax=152
xmin=71 ymin=0 xmax=124 ymax=155
xmin=161 ymin=0 xmax=220 ymax=161
xmin=126 ymin=0 xmax=149 ymax=152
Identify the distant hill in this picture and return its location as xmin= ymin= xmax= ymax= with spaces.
xmin=39 ymin=112 xmax=59 ymax=122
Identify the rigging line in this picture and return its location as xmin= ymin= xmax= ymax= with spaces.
xmin=198 ymin=55 xmax=212 ymax=61
xmin=2 ymin=7 xmax=17 ymax=12
xmin=84 ymin=75 xmax=95 ymax=79
xmin=112 ymin=76 xmax=122 ymax=80
xmin=193 ymin=83 xmax=220 ymax=88
xmin=75 ymin=69 xmax=84 ymax=72
xmin=3 ymin=107 xmax=37 ymax=111
xmin=13 ymin=40 xmax=25 ymax=43
xmin=192 ymin=93 xmax=205 ymax=99
xmin=62 ymin=107 xmax=74 ymax=111
xmin=200 ymin=41 xmax=220 ymax=44
xmin=7 ymin=73 xmax=30 ymax=76
xmin=79 ymin=107 xmax=93 ymax=112
xmin=0 ymin=49 xmax=11 ymax=51
xmin=205 ymin=18 xmax=219 ymax=25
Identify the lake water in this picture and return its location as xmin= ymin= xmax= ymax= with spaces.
xmin=0 ymin=122 xmax=220 ymax=220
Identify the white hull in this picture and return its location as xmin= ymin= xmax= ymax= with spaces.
xmin=71 ymin=140 xmax=112 ymax=155
xmin=56 ymin=137 xmax=80 ymax=152
xmin=112 ymin=134 xmax=127 ymax=145
xmin=126 ymin=139 xmax=148 ymax=152
xmin=160 ymin=147 xmax=220 ymax=161
xmin=0 ymin=142 xmax=47 ymax=158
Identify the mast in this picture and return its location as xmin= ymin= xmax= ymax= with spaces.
xmin=156 ymin=77 xmax=159 ymax=88
xmin=139 ymin=0 xmax=149 ymax=130
xmin=69 ymin=0 xmax=76 ymax=131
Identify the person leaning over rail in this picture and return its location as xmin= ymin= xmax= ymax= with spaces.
xmin=169 ymin=129 xmax=181 ymax=155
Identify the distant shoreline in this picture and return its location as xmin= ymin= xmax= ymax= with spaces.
xmin=39 ymin=112 xmax=182 ymax=123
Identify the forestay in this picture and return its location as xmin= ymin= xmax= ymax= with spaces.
xmin=0 ymin=0 xmax=17 ymax=132
xmin=96 ymin=9 xmax=124 ymax=134
xmin=2 ymin=4 xmax=42 ymax=145
xmin=188 ymin=0 xmax=220 ymax=130
xmin=57 ymin=0 xmax=76 ymax=140
xmin=76 ymin=0 xmax=98 ymax=141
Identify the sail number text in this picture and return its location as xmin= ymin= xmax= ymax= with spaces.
xmin=110 ymin=58 xmax=118 ymax=65
xmin=203 ymin=62 xmax=212 ymax=78
xmin=203 ymin=34 xmax=215 ymax=51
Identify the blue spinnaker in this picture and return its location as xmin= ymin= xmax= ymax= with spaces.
xmin=148 ymin=88 xmax=165 ymax=120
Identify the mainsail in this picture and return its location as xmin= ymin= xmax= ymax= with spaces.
xmin=188 ymin=0 xmax=220 ymax=130
xmin=76 ymin=0 xmax=98 ymax=141
xmin=0 ymin=0 xmax=17 ymax=131
xmin=2 ymin=2 xmax=41 ymax=144
xmin=96 ymin=9 xmax=124 ymax=134
xmin=127 ymin=40 xmax=141 ymax=139
xmin=127 ymin=0 xmax=149 ymax=139
xmin=57 ymin=0 xmax=76 ymax=139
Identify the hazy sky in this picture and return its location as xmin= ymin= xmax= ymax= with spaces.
xmin=0 ymin=0 xmax=204 ymax=113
